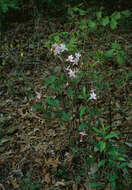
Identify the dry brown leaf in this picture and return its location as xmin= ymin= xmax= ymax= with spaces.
xmin=65 ymin=153 xmax=73 ymax=167
xmin=45 ymin=157 xmax=60 ymax=169
xmin=7 ymin=178 xmax=19 ymax=189
xmin=0 ymin=184 xmax=5 ymax=190
xmin=72 ymin=182 xmax=78 ymax=190
xmin=54 ymin=181 xmax=66 ymax=187
xmin=44 ymin=173 xmax=51 ymax=184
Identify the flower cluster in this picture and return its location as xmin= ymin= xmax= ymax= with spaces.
xmin=65 ymin=53 xmax=81 ymax=78
xmin=52 ymin=43 xmax=68 ymax=55
xmin=65 ymin=67 xmax=79 ymax=78
xmin=66 ymin=53 xmax=81 ymax=65
xmin=52 ymin=43 xmax=82 ymax=78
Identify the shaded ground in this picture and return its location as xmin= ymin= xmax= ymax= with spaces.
xmin=0 ymin=10 xmax=132 ymax=190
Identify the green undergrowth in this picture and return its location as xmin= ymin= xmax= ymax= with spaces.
xmin=31 ymin=5 xmax=132 ymax=189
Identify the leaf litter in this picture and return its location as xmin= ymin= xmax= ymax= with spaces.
xmin=0 ymin=13 xmax=132 ymax=190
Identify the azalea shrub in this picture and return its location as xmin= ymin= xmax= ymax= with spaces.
xmin=33 ymin=41 xmax=130 ymax=189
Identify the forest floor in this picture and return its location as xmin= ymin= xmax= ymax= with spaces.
xmin=0 ymin=8 xmax=132 ymax=190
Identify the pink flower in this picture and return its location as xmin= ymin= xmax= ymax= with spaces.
xmin=75 ymin=53 xmax=81 ymax=59
xmin=68 ymin=69 xmax=76 ymax=77
xmin=60 ymin=43 xmax=68 ymax=52
xmin=53 ymin=43 xmax=67 ymax=55
xmin=73 ymin=58 xmax=79 ymax=65
xmin=53 ymin=43 xmax=58 ymax=48
xmin=89 ymin=92 xmax=96 ymax=100
xmin=36 ymin=92 xmax=41 ymax=99
xmin=66 ymin=55 xmax=74 ymax=62
xmin=79 ymin=132 xmax=87 ymax=136
xmin=53 ymin=43 xmax=60 ymax=55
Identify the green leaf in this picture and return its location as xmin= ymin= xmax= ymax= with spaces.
xmin=79 ymin=9 xmax=87 ymax=16
xmin=2 ymin=60 xmax=6 ymax=66
xmin=98 ymin=159 xmax=106 ymax=167
xmin=78 ymin=95 xmax=84 ymax=99
xmin=110 ymin=18 xmax=117 ymax=29
xmin=105 ymin=49 xmax=114 ymax=58
xmin=88 ymin=20 xmax=97 ymax=29
xmin=78 ymin=122 xmax=87 ymax=131
xmin=90 ymin=183 xmax=104 ymax=188
xmin=116 ymin=51 xmax=125 ymax=65
xmin=93 ymin=127 xmax=103 ymax=135
xmin=112 ymin=42 xmax=121 ymax=49
xmin=82 ymin=86 xmax=86 ymax=97
xmin=105 ymin=132 xmax=119 ymax=139
xmin=96 ymin=11 xmax=102 ymax=20
xmin=118 ymin=157 xmax=126 ymax=161
xmin=32 ymin=104 xmax=42 ymax=110
xmin=101 ymin=16 xmax=109 ymax=26
xmin=118 ymin=162 xmax=128 ymax=168
xmin=108 ymin=150 xmax=119 ymax=158
xmin=112 ymin=12 xmax=121 ymax=20
xmin=116 ymin=54 xmax=123 ymax=65
xmin=62 ymin=112 xmax=71 ymax=121
xmin=80 ymin=106 xmax=86 ymax=117
xmin=109 ymin=173 xmax=118 ymax=182
xmin=73 ymin=7 xmax=79 ymax=12
xmin=121 ymin=10 xmax=131 ymax=17
xmin=99 ymin=141 xmax=106 ymax=152
xmin=1 ymin=4 xmax=8 ymax=13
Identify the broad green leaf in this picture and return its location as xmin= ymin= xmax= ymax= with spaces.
xmin=112 ymin=12 xmax=121 ymax=20
xmin=118 ymin=157 xmax=126 ymax=161
xmin=80 ymin=106 xmax=86 ymax=117
xmin=99 ymin=141 xmax=106 ymax=152
xmin=88 ymin=20 xmax=97 ymax=29
xmin=79 ymin=9 xmax=87 ymax=16
xmin=98 ymin=159 xmax=106 ymax=167
xmin=105 ymin=49 xmax=114 ymax=58
xmin=108 ymin=150 xmax=119 ymax=157
xmin=118 ymin=162 xmax=128 ymax=168
xmin=93 ymin=127 xmax=103 ymax=135
xmin=101 ymin=16 xmax=109 ymax=26
xmin=109 ymin=173 xmax=118 ymax=182
xmin=73 ymin=7 xmax=79 ymax=12
xmin=78 ymin=122 xmax=87 ymax=131
xmin=96 ymin=11 xmax=102 ymax=20
xmin=80 ymin=19 xmax=87 ymax=30
xmin=116 ymin=53 xmax=124 ymax=65
xmin=110 ymin=18 xmax=117 ymax=29
xmin=78 ymin=95 xmax=84 ymax=99
xmin=54 ymin=36 xmax=60 ymax=43
xmin=32 ymin=104 xmax=42 ymax=110
xmin=2 ymin=4 xmax=8 ymax=13
xmin=121 ymin=10 xmax=131 ymax=17
xmin=2 ymin=60 xmax=6 ymax=66
xmin=62 ymin=112 xmax=71 ymax=121
xmin=105 ymin=132 xmax=119 ymax=139
xmin=116 ymin=51 xmax=125 ymax=65
xmin=112 ymin=42 xmax=121 ymax=49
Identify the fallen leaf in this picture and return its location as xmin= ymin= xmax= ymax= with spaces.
xmin=54 ymin=181 xmax=66 ymax=187
xmin=44 ymin=173 xmax=51 ymax=184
